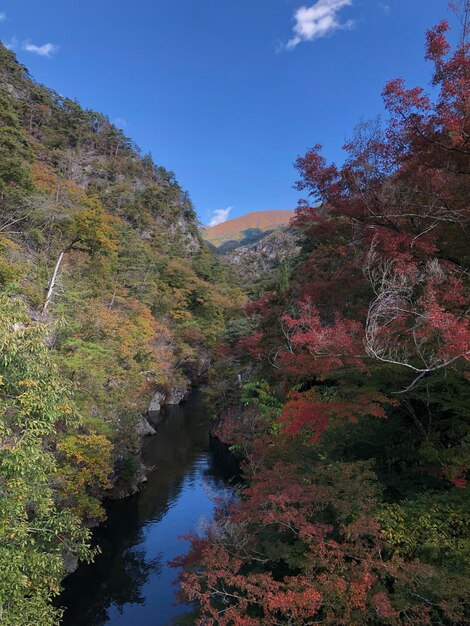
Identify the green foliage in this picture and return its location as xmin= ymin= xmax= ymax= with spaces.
xmin=241 ymin=380 xmax=282 ymax=418
xmin=0 ymin=89 xmax=32 ymax=195
xmin=0 ymin=295 xmax=94 ymax=625
xmin=379 ymin=489 xmax=470 ymax=573
xmin=223 ymin=315 xmax=259 ymax=346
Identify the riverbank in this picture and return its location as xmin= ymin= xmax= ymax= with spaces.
xmin=58 ymin=390 xmax=236 ymax=626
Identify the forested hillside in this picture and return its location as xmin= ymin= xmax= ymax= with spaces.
xmin=0 ymin=43 xmax=243 ymax=624
xmin=176 ymin=11 xmax=470 ymax=625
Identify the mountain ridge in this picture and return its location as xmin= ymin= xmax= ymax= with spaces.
xmin=203 ymin=210 xmax=294 ymax=248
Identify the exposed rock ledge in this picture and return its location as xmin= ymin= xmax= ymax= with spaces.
xmin=136 ymin=416 xmax=157 ymax=437
xmin=148 ymin=377 xmax=191 ymax=413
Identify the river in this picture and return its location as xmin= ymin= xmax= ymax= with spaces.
xmin=59 ymin=389 xmax=236 ymax=626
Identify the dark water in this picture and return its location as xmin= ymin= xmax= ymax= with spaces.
xmin=59 ymin=390 xmax=236 ymax=626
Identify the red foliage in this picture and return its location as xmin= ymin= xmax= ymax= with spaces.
xmin=280 ymin=389 xmax=387 ymax=442
xmin=285 ymin=9 xmax=470 ymax=392
xmin=280 ymin=299 xmax=366 ymax=377
xmin=176 ymin=461 xmax=436 ymax=625
xmin=244 ymin=293 xmax=275 ymax=317
xmin=236 ymin=330 xmax=265 ymax=361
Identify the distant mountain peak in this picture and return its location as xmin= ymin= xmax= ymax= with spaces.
xmin=203 ymin=210 xmax=294 ymax=249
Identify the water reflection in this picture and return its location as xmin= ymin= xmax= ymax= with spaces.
xmin=59 ymin=390 xmax=235 ymax=626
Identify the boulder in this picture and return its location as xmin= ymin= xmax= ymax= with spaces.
xmin=164 ymin=387 xmax=186 ymax=405
xmin=109 ymin=456 xmax=148 ymax=500
xmin=136 ymin=416 xmax=156 ymax=437
xmin=164 ymin=378 xmax=190 ymax=405
xmin=197 ymin=355 xmax=211 ymax=379
xmin=62 ymin=550 xmax=79 ymax=575
xmin=149 ymin=391 xmax=165 ymax=413
xmin=148 ymin=379 xmax=190 ymax=411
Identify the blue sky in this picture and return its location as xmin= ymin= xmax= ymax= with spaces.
xmin=0 ymin=1 xmax=453 ymax=225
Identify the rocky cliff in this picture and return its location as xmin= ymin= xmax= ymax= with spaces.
xmin=202 ymin=209 xmax=299 ymax=282
xmin=220 ymin=225 xmax=300 ymax=281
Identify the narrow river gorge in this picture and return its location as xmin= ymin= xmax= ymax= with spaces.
xmin=59 ymin=390 xmax=236 ymax=626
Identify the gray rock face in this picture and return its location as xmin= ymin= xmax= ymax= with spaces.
xmin=62 ymin=550 xmax=79 ymax=575
xmin=224 ymin=227 xmax=300 ymax=280
xmin=109 ymin=456 xmax=148 ymax=500
xmin=197 ymin=355 xmax=211 ymax=378
xmin=149 ymin=391 xmax=165 ymax=412
xmin=136 ymin=417 xmax=157 ymax=437
xmin=164 ymin=385 xmax=187 ymax=405
xmin=211 ymin=226 xmax=298 ymax=281
xmin=148 ymin=379 xmax=190 ymax=412
xmin=127 ymin=461 xmax=148 ymax=495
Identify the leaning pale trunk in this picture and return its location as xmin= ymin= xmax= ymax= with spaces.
xmin=42 ymin=250 xmax=65 ymax=314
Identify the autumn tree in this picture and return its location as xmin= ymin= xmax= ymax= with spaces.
xmin=42 ymin=198 xmax=119 ymax=313
xmin=276 ymin=5 xmax=470 ymax=447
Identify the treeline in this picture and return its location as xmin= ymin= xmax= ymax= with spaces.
xmin=176 ymin=9 xmax=470 ymax=625
xmin=0 ymin=44 xmax=243 ymax=623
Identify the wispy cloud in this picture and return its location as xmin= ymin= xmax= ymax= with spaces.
xmin=0 ymin=12 xmax=6 ymax=22
xmin=113 ymin=117 xmax=127 ymax=129
xmin=22 ymin=41 xmax=58 ymax=57
xmin=379 ymin=2 xmax=390 ymax=15
xmin=208 ymin=207 xmax=232 ymax=227
xmin=4 ymin=37 xmax=17 ymax=51
xmin=286 ymin=0 xmax=354 ymax=50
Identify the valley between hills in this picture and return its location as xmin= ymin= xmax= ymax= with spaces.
xmin=1 ymin=4 xmax=470 ymax=624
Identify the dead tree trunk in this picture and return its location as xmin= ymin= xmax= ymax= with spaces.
xmin=42 ymin=250 xmax=65 ymax=314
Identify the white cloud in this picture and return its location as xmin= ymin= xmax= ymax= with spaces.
xmin=4 ymin=37 xmax=17 ymax=51
xmin=286 ymin=0 xmax=354 ymax=50
xmin=22 ymin=41 xmax=58 ymax=57
xmin=379 ymin=2 xmax=390 ymax=14
xmin=0 ymin=12 xmax=6 ymax=22
xmin=208 ymin=207 xmax=232 ymax=227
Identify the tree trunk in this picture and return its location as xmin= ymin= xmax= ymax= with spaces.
xmin=42 ymin=251 xmax=65 ymax=314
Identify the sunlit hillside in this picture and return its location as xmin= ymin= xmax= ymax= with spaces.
xmin=203 ymin=210 xmax=294 ymax=248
